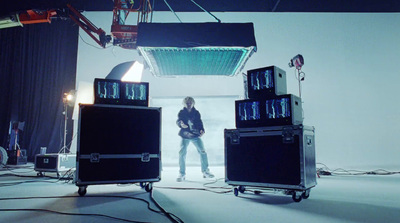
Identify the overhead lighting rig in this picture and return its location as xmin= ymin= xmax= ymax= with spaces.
xmin=136 ymin=22 xmax=257 ymax=77
xmin=111 ymin=0 xmax=153 ymax=49
xmin=1 ymin=0 xmax=257 ymax=77
xmin=134 ymin=0 xmax=257 ymax=77
xmin=67 ymin=0 xmax=153 ymax=49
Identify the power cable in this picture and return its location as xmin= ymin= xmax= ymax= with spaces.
xmin=154 ymin=178 xmax=233 ymax=194
xmin=163 ymin=0 xmax=182 ymax=23
xmin=294 ymin=68 xmax=306 ymax=98
xmin=272 ymin=0 xmax=282 ymax=12
xmin=150 ymin=190 xmax=184 ymax=223
xmin=0 ymin=208 xmax=146 ymax=223
xmin=0 ymin=167 xmax=76 ymax=187
xmin=0 ymin=164 xmax=35 ymax=174
xmin=188 ymin=0 xmax=221 ymax=23
xmin=317 ymin=162 xmax=400 ymax=176
xmin=0 ymin=167 xmax=183 ymax=222
xmin=154 ymin=185 xmax=232 ymax=194
xmin=78 ymin=33 xmax=113 ymax=49
xmin=0 ymin=194 xmax=177 ymax=223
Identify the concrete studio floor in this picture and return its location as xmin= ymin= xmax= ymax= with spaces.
xmin=0 ymin=164 xmax=399 ymax=223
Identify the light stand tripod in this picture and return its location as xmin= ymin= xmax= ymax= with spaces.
xmin=59 ymin=93 xmax=73 ymax=154
xmin=296 ymin=68 xmax=306 ymax=98
xmin=10 ymin=122 xmax=22 ymax=151
xmin=13 ymin=129 xmax=21 ymax=151
xmin=289 ymin=54 xmax=305 ymax=98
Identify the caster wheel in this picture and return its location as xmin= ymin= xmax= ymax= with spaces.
xmin=145 ymin=183 xmax=153 ymax=192
xmin=238 ymin=186 xmax=246 ymax=193
xmin=140 ymin=182 xmax=146 ymax=188
xmin=37 ymin=172 xmax=43 ymax=177
xmin=292 ymin=192 xmax=302 ymax=202
xmin=234 ymin=188 xmax=239 ymax=196
xmin=302 ymin=189 xmax=310 ymax=199
xmin=78 ymin=186 xmax=87 ymax=196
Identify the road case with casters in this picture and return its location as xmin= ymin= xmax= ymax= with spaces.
xmin=76 ymin=104 xmax=161 ymax=196
xmin=225 ymin=125 xmax=316 ymax=202
xmin=34 ymin=153 xmax=76 ymax=177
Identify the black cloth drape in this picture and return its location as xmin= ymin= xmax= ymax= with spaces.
xmin=0 ymin=19 xmax=78 ymax=161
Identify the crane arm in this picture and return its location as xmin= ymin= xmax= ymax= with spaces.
xmin=66 ymin=4 xmax=111 ymax=48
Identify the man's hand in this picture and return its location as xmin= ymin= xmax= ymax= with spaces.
xmin=199 ymin=130 xmax=204 ymax=137
xmin=180 ymin=120 xmax=188 ymax=128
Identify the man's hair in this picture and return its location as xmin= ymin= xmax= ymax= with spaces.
xmin=183 ymin=96 xmax=195 ymax=105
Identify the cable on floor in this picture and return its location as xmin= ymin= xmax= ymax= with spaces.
xmin=150 ymin=190 xmax=185 ymax=223
xmin=0 ymin=194 xmax=176 ymax=223
xmin=316 ymin=162 xmax=400 ymax=176
xmin=0 ymin=208 xmax=146 ymax=223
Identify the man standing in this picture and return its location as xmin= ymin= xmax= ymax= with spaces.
xmin=176 ymin=97 xmax=214 ymax=182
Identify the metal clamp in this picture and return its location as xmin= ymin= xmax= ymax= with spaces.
xmin=141 ymin=153 xmax=150 ymax=162
xmin=306 ymin=136 xmax=313 ymax=145
xmin=90 ymin=153 xmax=100 ymax=163
xmin=282 ymin=126 xmax=294 ymax=144
xmin=230 ymin=130 xmax=240 ymax=144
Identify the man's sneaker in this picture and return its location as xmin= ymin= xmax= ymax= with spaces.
xmin=203 ymin=170 xmax=215 ymax=178
xmin=177 ymin=174 xmax=185 ymax=182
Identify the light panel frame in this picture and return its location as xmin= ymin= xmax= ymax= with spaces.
xmin=136 ymin=22 xmax=257 ymax=77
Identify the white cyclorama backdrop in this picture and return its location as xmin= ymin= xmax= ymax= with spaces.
xmin=72 ymin=11 xmax=400 ymax=169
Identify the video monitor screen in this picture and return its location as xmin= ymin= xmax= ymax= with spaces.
xmin=96 ymin=80 xmax=120 ymax=99
xmin=248 ymin=68 xmax=274 ymax=91
xmin=237 ymin=101 xmax=261 ymax=121
xmin=247 ymin=66 xmax=287 ymax=99
xmin=124 ymin=83 xmax=146 ymax=100
xmin=94 ymin=78 xmax=121 ymax=104
xmin=122 ymin=82 xmax=149 ymax=106
xmin=236 ymin=94 xmax=301 ymax=128
xmin=265 ymin=97 xmax=291 ymax=119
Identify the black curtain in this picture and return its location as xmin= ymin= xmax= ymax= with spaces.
xmin=0 ymin=19 xmax=78 ymax=161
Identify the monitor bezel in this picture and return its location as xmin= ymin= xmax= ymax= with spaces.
xmin=235 ymin=94 xmax=297 ymax=128
xmin=247 ymin=66 xmax=277 ymax=99
xmin=263 ymin=94 xmax=293 ymax=126
xmin=93 ymin=78 xmax=122 ymax=105
xmin=235 ymin=99 xmax=266 ymax=128
xmin=120 ymin=81 xmax=149 ymax=106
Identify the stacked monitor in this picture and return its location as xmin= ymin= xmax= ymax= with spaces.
xmin=94 ymin=78 xmax=149 ymax=106
xmin=227 ymin=66 xmax=316 ymax=202
xmin=236 ymin=94 xmax=302 ymax=128
xmin=121 ymin=81 xmax=149 ymax=106
xmin=235 ymin=66 xmax=303 ymax=128
xmin=247 ymin=66 xmax=287 ymax=99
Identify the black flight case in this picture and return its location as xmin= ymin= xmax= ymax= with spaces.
xmin=225 ymin=125 xmax=316 ymax=202
xmin=76 ymin=104 xmax=162 ymax=196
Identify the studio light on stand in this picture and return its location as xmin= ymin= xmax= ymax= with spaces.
xmin=60 ymin=90 xmax=76 ymax=154
xmin=9 ymin=121 xmax=24 ymax=151
xmin=289 ymin=54 xmax=305 ymax=98
xmin=6 ymin=121 xmax=27 ymax=165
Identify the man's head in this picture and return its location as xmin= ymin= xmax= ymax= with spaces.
xmin=183 ymin=96 xmax=195 ymax=111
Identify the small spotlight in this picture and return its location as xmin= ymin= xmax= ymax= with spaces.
xmin=63 ymin=90 xmax=76 ymax=106
xmin=289 ymin=54 xmax=304 ymax=70
xmin=66 ymin=94 xmax=73 ymax=101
